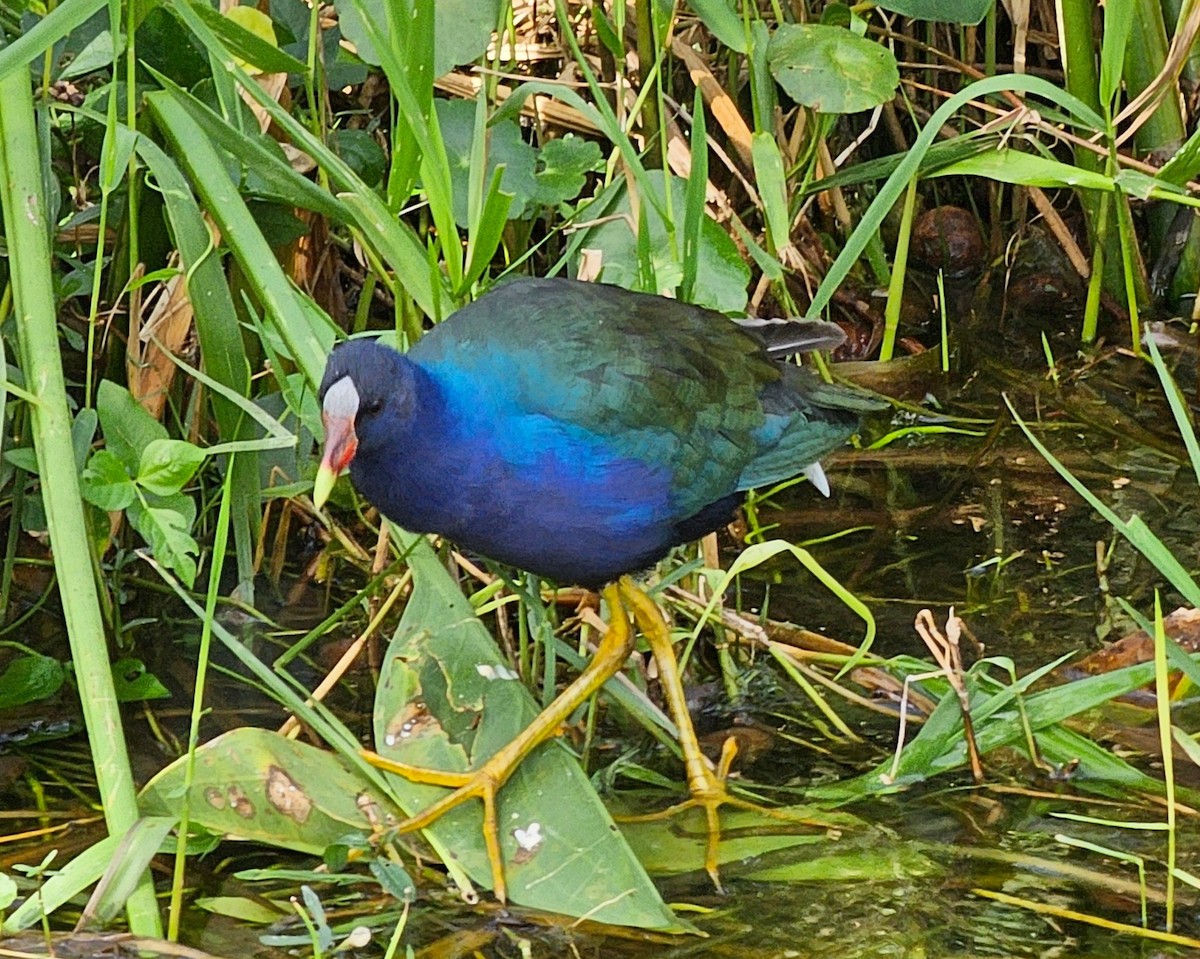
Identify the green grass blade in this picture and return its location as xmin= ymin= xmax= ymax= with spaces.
xmin=0 ymin=63 xmax=160 ymax=936
xmin=679 ymin=86 xmax=707 ymax=302
xmin=1146 ymin=338 xmax=1200 ymax=486
xmin=0 ymin=0 xmax=108 ymax=85
xmin=135 ymin=131 xmax=262 ymax=595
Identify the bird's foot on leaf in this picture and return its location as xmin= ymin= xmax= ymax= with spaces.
xmin=361 ymin=749 xmax=507 ymax=898
xmin=362 ymin=586 xmax=637 ymax=904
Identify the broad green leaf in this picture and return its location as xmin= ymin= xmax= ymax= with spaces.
xmin=80 ymin=449 xmax=136 ymax=511
xmin=96 ymin=380 xmax=168 ymax=473
xmin=273 ymin=0 xmax=368 ymax=91
xmin=686 ymin=0 xmax=746 ymax=52
xmin=436 ymin=99 xmax=535 ymax=225
xmin=0 ymin=653 xmax=66 ymax=709
xmin=60 ymin=29 xmax=118 ymax=82
xmin=194 ymin=896 xmax=286 ymax=923
xmin=768 ymin=23 xmax=899 ymax=114
xmin=877 ymin=0 xmax=993 ymax=24
xmin=3 ymin=448 xmax=37 ymax=474
xmin=111 ymin=658 xmax=171 ymax=702
xmin=137 ymin=439 xmax=207 ymax=497
xmin=331 ymin=128 xmax=387 ymax=188
xmin=140 ymin=727 xmax=397 ymax=855
xmin=369 ymin=859 xmax=416 ymax=902
xmin=374 ymin=530 xmax=686 ymax=931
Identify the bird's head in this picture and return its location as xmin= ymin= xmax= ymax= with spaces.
xmin=313 ymin=339 xmax=413 ymax=509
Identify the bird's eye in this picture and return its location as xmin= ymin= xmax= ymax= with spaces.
xmin=362 ymin=399 xmax=384 ymax=417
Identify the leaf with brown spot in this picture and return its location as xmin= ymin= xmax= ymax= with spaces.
xmin=265 ymin=765 xmax=312 ymax=824
xmin=141 ymin=728 xmax=394 ymax=855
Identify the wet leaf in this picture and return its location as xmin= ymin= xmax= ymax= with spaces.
xmin=370 ymin=859 xmax=416 ymax=902
xmin=620 ymin=804 xmax=860 ymax=875
xmin=194 ymin=896 xmax=287 ymax=923
xmin=746 ymin=839 xmax=940 ymax=882
xmin=140 ymin=727 xmax=394 ymax=854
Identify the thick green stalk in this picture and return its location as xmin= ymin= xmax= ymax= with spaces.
xmin=1123 ymin=0 xmax=1192 ymax=298
xmin=635 ymin=0 xmax=662 ymax=169
xmin=0 ymin=61 xmax=160 ymax=933
xmin=1057 ymin=0 xmax=1102 ymax=140
xmin=1059 ymin=0 xmax=1147 ymax=320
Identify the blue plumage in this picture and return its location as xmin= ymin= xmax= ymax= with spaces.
xmin=316 ymin=278 xmax=870 ymax=586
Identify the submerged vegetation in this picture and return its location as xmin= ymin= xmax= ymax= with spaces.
xmin=3 ymin=0 xmax=1200 ymax=954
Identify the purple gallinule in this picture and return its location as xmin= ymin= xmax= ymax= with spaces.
xmin=313 ymin=277 xmax=872 ymax=900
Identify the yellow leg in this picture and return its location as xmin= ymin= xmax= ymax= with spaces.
xmin=362 ymin=581 xmax=635 ymax=904
xmin=616 ymin=579 xmax=818 ymax=893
